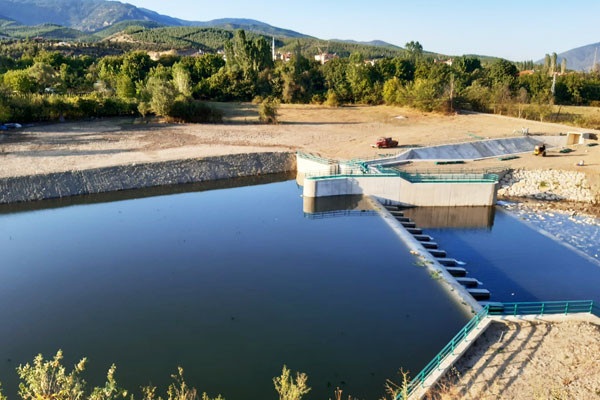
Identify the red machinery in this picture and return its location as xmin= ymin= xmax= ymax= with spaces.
xmin=373 ymin=137 xmax=398 ymax=149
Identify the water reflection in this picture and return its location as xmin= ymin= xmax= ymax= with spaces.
xmin=402 ymin=206 xmax=495 ymax=229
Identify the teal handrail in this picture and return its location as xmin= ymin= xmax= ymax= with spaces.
xmin=398 ymin=300 xmax=596 ymax=399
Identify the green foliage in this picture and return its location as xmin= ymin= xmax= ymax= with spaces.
xmin=122 ymin=52 xmax=154 ymax=82
xmin=0 ymin=33 xmax=599 ymax=124
xmin=488 ymin=59 xmax=518 ymax=88
xmin=273 ymin=366 xmax=311 ymax=400
xmin=10 ymin=351 xmax=225 ymax=400
xmin=17 ymin=350 xmax=95 ymax=400
xmin=259 ymin=97 xmax=279 ymax=124
xmin=28 ymin=62 xmax=58 ymax=91
xmin=172 ymin=63 xmax=192 ymax=97
xmin=116 ymin=73 xmax=136 ymax=99
xmin=145 ymin=76 xmax=177 ymax=117
xmin=405 ymin=41 xmax=423 ymax=61
xmin=325 ymin=89 xmax=341 ymax=107
xmin=3 ymin=69 xmax=35 ymax=93
xmin=129 ymin=27 xmax=237 ymax=52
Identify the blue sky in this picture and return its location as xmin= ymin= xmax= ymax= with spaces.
xmin=125 ymin=0 xmax=600 ymax=60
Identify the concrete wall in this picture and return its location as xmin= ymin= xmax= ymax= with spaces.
xmin=304 ymin=175 xmax=498 ymax=206
xmin=296 ymin=156 xmax=338 ymax=175
xmin=0 ymin=152 xmax=296 ymax=204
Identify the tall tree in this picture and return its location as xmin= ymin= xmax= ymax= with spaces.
xmin=550 ymin=52 xmax=558 ymax=74
xmin=560 ymin=58 xmax=567 ymax=74
xmin=405 ymin=41 xmax=423 ymax=61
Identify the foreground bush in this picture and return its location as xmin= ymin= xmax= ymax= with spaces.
xmin=3 ymin=351 xmax=314 ymax=400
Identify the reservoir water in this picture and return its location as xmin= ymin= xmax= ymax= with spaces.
xmin=0 ymin=176 xmax=469 ymax=400
xmin=406 ymin=207 xmax=600 ymax=304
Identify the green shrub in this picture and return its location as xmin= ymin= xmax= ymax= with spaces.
xmin=273 ymin=365 xmax=311 ymax=400
xmin=259 ymin=97 xmax=279 ymax=124
xmin=325 ymin=90 xmax=341 ymax=107
xmin=310 ymin=93 xmax=325 ymax=104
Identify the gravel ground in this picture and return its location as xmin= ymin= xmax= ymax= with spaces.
xmin=430 ymin=320 xmax=600 ymax=400
xmin=0 ymin=103 xmax=598 ymax=179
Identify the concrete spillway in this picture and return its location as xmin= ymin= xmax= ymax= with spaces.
xmin=387 ymin=207 xmax=491 ymax=302
xmin=373 ymin=135 xmax=563 ymax=165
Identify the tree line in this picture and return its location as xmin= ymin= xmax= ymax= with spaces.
xmin=1 ymin=30 xmax=600 ymax=125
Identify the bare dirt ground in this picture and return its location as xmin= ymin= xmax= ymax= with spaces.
xmin=1 ymin=103 xmax=598 ymax=178
xmin=430 ymin=319 xmax=600 ymax=400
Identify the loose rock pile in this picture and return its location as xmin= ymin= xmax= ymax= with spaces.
xmin=498 ymin=169 xmax=596 ymax=203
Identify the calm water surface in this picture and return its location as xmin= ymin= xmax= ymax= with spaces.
xmin=408 ymin=207 xmax=600 ymax=304
xmin=0 ymin=178 xmax=469 ymax=400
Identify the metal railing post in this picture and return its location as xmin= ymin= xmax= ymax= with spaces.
xmin=565 ymin=302 xmax=569 ymax=315
xmin=540 ymin=303 xmax=544 ymax=316
xmin=589 ymin=300 xmax=594 ymax=314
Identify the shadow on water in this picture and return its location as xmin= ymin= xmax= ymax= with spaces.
xmin=0 ymin=171 xmax=296 ymax=215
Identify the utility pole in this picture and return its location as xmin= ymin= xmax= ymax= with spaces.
xmin=272 ymin=37 xmax=276 ymax=61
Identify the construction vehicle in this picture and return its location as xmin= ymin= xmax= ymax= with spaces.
xmin=534 ymin=144 xmax=546 ymax=157
xmin=372 ymin=137 xmax=398 ymax=149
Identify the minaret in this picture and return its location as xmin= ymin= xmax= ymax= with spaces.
xmin=272 ymin=37 xmax=276 ymax=61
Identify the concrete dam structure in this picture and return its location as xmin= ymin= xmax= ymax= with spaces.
xmin=296 ymin=135 xmax=568 ymax=207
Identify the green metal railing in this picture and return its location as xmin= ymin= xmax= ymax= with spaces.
xmin=305 ymin=167 xmax=501 ymax=183
xmin=488 ymin=300 xmax=596 ymax=316
xmin=399 ymin=300 xmax=597 ymax=399
xmin=296 ymin=151 xmax=337 ymax=165
xmin=397 ymin=171 xmax=499 ymax=183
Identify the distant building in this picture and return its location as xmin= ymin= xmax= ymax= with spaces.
xmin=434 ymin=58 xmax=453 ymax=66
xmin=217 ymin=49 xmax=226 ymax=61
xmin=364 ymin=59 xmax=378 ymax=66
xmin=314 ymin=53 xmax=338 ymax=64
xmin=518 ymin=70 xmax=535 ymax=77
xmin=274 ymin=52 xmax=293 ymax=62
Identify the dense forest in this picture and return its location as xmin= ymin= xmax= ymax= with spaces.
xmin=1 ymin=30 xmax=600 ymax=126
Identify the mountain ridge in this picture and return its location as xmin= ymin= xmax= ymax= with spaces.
xmin=536 ymin=42 xmax=600 ymax=71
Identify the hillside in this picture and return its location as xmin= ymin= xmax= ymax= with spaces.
xmin=193 ymin=18 xmax=309 ymax=39
xmin=534 ymin=41 xmax=600 ymax=71
xmin=0 ymin=0 xmax=309 ymax=37
xmin=331 ymin=39 xmax=403 ymax=50
xmin=94 ymin=19 xmax=165 ymax=38
xmin=551 ymin=42 xmax=600 ymax=72
xmin=0 ymin=14 xmax=96 ymax=40
xmin=105 ymin=26 xmax=409 ymax=58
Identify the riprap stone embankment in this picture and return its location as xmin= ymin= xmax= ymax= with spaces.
xmin=498 ymin=169 xmax=597 ymax=203
xmin=0 ymin=152 xmax=296 ymax=204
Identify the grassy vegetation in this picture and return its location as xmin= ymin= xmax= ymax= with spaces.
xmin=0 ymin=351 xmax=318 ymax=400
xmin=545 ymin=104 xmax=600 ymax=129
